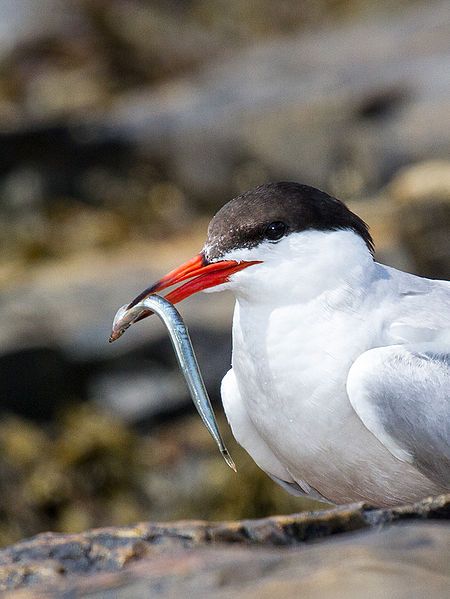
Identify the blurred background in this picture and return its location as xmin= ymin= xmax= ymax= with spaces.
xmin=0 ymin=0 xmax=449 ymax=547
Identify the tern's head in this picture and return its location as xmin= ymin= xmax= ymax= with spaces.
xmin=128 ymin=182 xmax=374 ymax=308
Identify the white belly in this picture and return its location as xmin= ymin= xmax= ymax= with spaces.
xmin=225 ymin=300 xmax=443 ymax=505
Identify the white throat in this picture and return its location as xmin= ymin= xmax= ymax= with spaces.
xmin=224 ymin=229 xmax=376 ymax=307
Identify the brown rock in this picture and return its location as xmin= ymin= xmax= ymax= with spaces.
xmin=0 ymin=494 xmax=449 ymax=596
xmin=387 ymin=160 xmax=450 ymax=278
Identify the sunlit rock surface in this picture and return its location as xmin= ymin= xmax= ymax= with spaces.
xmin=0 ymin=495 xmax=449 ymax=597
xmin=0 ymin=1 xmax=449 ymax=257
xmin=387 ymin=160 xmax=450 ymax=279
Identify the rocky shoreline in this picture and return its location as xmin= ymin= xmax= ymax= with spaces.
xmin=0 ymin=494 xmax=449 ymax=596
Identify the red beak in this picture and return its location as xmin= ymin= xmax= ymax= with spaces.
xmin=127 ymin=253 xmax=260 ymax=321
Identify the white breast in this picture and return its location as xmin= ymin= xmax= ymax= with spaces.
xmin=225 ymin=288 xmax=443 ymax=505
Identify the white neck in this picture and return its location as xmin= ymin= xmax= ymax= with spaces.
xmin=226 ymin=229 xmax=376 ymax=309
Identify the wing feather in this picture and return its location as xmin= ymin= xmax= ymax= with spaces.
xmin=347 ymin=342 xmax=450 ymax=488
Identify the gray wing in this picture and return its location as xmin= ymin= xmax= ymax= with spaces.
xmin=347 ymin=340 xmax=450 ymax=488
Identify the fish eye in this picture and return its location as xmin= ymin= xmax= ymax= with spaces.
xmin=264 ymin=221 xmax=287 ymax=241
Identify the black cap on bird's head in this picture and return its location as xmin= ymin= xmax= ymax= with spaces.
xmin=127 ymin=182 xmax=373 ymax=311
xmin=203 ymin=182 xmax=373 ymax=261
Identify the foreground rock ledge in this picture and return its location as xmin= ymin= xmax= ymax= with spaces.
xmin=1 ymin=494 xmax=449 ymax=597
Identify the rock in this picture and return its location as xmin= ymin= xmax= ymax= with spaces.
xmin=0 ymin=231 xmax=234 ymax=420
xmin=387 ymin=160 xmax=450 ymax=278
xmin=90 ymin=366 xmax=187 ymax=423
xmin=99 ymin=0 xmax=450 ymax=203
xmin=0 ymin=1 xmax=448 ymax=223
xmin=0 ymin=494 xmax=449 ymax=596
xmin=347 ymin=194 xmax=415 ymax=274
xmin=0 ymin=0 xmax=79 ymax=55
xmin=0 ymin=346 xmax=78 ymax=420
xmin=31 ymin=524 xmax=448 ymax=598
xmin=0 ymin=227 xmax=230 ymax=357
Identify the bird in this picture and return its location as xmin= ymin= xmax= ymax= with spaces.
xmin=128 ymin=181 xmax=450 ymax=507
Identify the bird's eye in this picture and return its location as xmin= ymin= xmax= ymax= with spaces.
xmin=264 ymin=221 xmax=287 ymax=241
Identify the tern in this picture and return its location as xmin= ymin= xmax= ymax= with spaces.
xmin=128 ymin=182 xmax=450 ymax=506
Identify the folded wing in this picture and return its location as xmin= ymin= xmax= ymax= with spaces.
xmin=347 ymin=340 xmax=450 ymax=488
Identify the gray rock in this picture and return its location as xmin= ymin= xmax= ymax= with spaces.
xmin=0 ymin=494 xmax=449 ymax=596
xmin=0 ymin=0 xmax=81 ymax=55
xmin=0 ymin=346 xmax=76 ymax=420
xmin=95 ymin=0 xmax=450 ymax=202
xmin=1 ymin=2 xmax=448 ymax=208
xmin=72 ymin=524 xmax=450 ymax=599
xmin=0 ymin=236 xmax=234 ymax=420
xmin=387 ymin=160 xmax=450 ymax=279
xmin=91 ymin=366 xmax=187 ymax=423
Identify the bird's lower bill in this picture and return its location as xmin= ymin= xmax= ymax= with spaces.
xmin=127 ymin=254 xmax=260 ymax=315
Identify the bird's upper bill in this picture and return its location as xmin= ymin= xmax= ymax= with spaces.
xmin=127 ymin=253 xmax=260 ymax=311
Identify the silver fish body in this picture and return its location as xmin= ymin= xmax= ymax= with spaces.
xmin=110 ymin=295 xmax=236 ymax=471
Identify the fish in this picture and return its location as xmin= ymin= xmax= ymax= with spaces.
xmin=109 ymin=295 xmax=236 ymax=471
